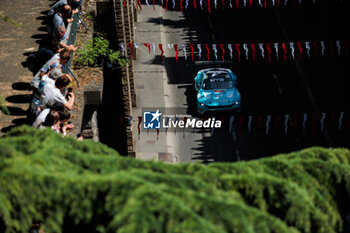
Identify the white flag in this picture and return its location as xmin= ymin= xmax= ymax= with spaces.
xmin=272 ymin=0 xmax=275 ymax=6
xmin=212 ymin=44 xmax=218 ymax=60
xmin=259 ymin=43 xmax=265 ymax=58
xmin=303 ymin=113 xmax=307 ymax=134
xmin=182 ymin=44 xmax=187 ymax=60
xmin=305 ymin=42 xmax=311 ymax=58
xmin=229 ymin=116 xmax=234 ymax=133
xmin=161 ymin=0 xmax=164 ymax=5
xmin=172 ymin=0 xmax=176 ymax=9
xmin=298 ymin=0 xmax=302 ymax=4
xmin=274 ymin=43 xmax=279 ymax=60
xmin=320 ymin=41 xmax=325 ymax=56
xmin=243 ymin=44 xmax=249 ymax=60
xmin=284 ymin=0 xmax=288 ymax=5
xmin=151 ymin=43 xmax=156 ymax=55
xmin=339 ymin=112 xmax=344 ymax=131
xmin=145 ymin=0 xmax=150 ymax=6
xmin=289 ymin=42 xmax=295 ymax=59
xmin=258 ymin=0 xmax=263 ymax=7
xmin=197 ymin=44 xmax=202 ymax=59
xmin=266 ymin=115 xmax=271 ymax=135
xmin=248 ymin=116 xmax=253 ymax=133
xmin=200 ymin=0 xmax=203 ymax=9
xmin=243 ymin=0 xmax=247 ymax=7
xmin=229 ymin=0 xmax=232 ymax=8
xmin=336 ymin=40 xmax=341 ymax=56
xmin=134 ymin=43 xmax=140 ymax=48
xmin=186 ymin=0 xmax=189 ymax=9
xmin=228 ymin=44 xmax=233 ymax=59
xmin=120 ymin=43 xmax=125 ymax=56
xmin=214 ymin=0 xmax=218 ymax=9
xmin=167 ymin=44 xmax=174 ymax=49
xmin=284 ymin=114 xmax=290 ymax=135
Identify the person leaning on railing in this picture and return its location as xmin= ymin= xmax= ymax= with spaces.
xmin=48 ymin=0 xmax=81 ymax=21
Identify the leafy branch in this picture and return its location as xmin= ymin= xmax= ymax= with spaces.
xmin=75 ymin=37 xmax=128 ymax=67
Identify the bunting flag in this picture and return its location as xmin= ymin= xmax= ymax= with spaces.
xmin=266 ymin=43 xmax=272 ymax=62
xmin=144 ymin=43 xmax=151 ymax=53
xmin=220 ymin=44 xmax=225 ymax=63
xmin=159 ymin=44 xmax=164 ymax=63
xmin=189 ymin=44 xmax=194 ymax=62
xmin=128 ymin=0 xmax=344 ymax=11
xmin=251 ymin=43 xmax=256 ymax=61
xmin=266 ymin=115 xmax=271 ymax=135
xmin=282 ymin=43 xmax=287 ymax=61
xmin=127 ymin=40 xmax=346 ymax=64
xmin=197 ymin=44 xmax=202 ymax=59
xmin=182 ymin=44 xmax=187 ymax=60
xmin=174 ymin=44 xmax=179 ymax=62
xmin=259 ymin=43 xmax=265 ymax=59
xmin=235 ymin=44 xmax=241 ymax=63
xmin=205 ymin=44 xmax=210 ymax=61
xmin=120 ymin=43 xmax=125 ymax=56
xmin=128 ymin=42 xmax=134 ymax=60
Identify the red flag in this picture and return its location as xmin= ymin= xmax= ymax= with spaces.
xmin=208 ymin=0 xmax=211 ymax=12
xmin=128 ymin=42 xmax=134 ymax=60
xmin=222 ymin=0 xmax=225 ymax=9
xmin=180 ymin=0 xmax=183 ymax=11
xmin=277 ymin=0 xmax=281 ymax=7
xmin=250 ymin=43 xmax=256 ymax=61
xmin=153 ymin=0 xmax=155 ymax=10
xmin=138 ymin=116 xmax=142 ymax=139
xmin=297 ymin=42 xmax=303 ymax=60
xmin=189 ymin=44 xmax=194 ymax=62
xmin=236 ymin=0 xmax=239 ymax=10
xmin=166 ymin=0 xmax=169 ymax=11
xmin=264 ymin=0 xmax=267 ymax=8
xmin=220 ymin=44 xmax=225 ymax=63
xmin=138 ymin=0 xmax=142 ymax=10
xmin=293 ymin=0 xmax=297 ymax=6
xmin=174 ymin=44 xmax=179 ymax=63
xmin=328 ymin=41 xmax=334 ymax=59
xmin=282 ymin=43 xmax=287 ymax=61
xmin=235 ymin=44 xmax=241 ymax=63
xmin=249 ymin=0 xmax=253 ymax=7
xmin=144 ymin=43 xmax=151 ymax=53
xmin=124 ymin=0 xmax=126 ymax=7
xmin=205 ymin=44 xmax=210 ymax=61
xmin=312 ymin=41 xmax=318 ymax=59
xmin=266 ymin=43 xmax=272 ymax=62
xmin=159 ymin=44 xmax=164 ymax=64
xmin=194 ymin=0 xmax=197 ymax=8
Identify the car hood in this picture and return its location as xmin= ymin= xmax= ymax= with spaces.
xmin=198 ymin=88 xmax=240 ymax=106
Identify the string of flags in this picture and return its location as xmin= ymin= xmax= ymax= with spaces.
xmin=125 ymin=0 xmax=345 ymax=11
xmin=125 ymin=111 xmax=350 ymax=139
xmin=120 ymin=40 xmax=349 ymax=63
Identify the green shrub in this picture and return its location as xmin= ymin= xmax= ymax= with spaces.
xmin=0 ymin=126 xmax=349 ymax=233
xmin=75 ymin=37 xmax=127 ymax=67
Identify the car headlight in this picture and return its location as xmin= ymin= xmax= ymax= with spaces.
xmin=200 ymin=103 xmax=205 ymax=106
xmin=234 ymin=101 xmax=240 ymax=105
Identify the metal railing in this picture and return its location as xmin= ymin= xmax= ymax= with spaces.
xmin=62 ymin=1 xmax=87 ymax=87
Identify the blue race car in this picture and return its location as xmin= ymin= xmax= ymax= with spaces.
xmin=194 ymin=68 xmax=241 ymax=114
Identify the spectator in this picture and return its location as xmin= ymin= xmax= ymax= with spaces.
xmin=52 ymin=5 xmax=72 ymax=31
xmin=39 ymin=109 xmax=61 ymax=131
xmin=39 ymin=75 xmax=75 ymax=110
xmin=48 ymin=0 xmax=81 ymax=17
xmin=51 ymin=25 xmax=75 ymax=52
xmin=30 ymin=48 xmax=71 ymax=90
xmin=31 ymin=67 xmax=63 ymax=115
xmin=32 ymin=102 xmax=65 ymax=128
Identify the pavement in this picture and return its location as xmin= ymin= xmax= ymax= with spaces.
xmin=0 ymin=0 xmax=55 ymax=134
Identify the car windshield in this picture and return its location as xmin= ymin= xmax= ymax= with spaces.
xmin=202 ymin=73 xmax=233 ymax=90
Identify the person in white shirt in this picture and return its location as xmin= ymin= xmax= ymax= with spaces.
xmin=39 ymin=75 xmax=75 ymax=110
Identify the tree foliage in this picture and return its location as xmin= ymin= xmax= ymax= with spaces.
xmin=0 ymin=126 xmax=349 ymax=233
